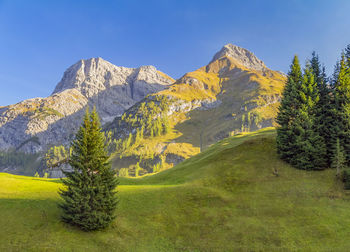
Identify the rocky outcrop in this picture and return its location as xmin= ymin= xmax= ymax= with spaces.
xmin=211 ymin=44 xmax=267 ymax=71
xmin=0 ymin=57 xmax=174 ymax=153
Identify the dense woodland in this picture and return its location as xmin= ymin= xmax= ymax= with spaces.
xmin=277 ymin=45 xmax=350 ymax=187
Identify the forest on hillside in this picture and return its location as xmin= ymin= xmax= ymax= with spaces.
xmin=277 ymin=45 xmax=350 ymax=188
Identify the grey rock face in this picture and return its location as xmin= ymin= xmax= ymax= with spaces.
xmin=0 ymin=57 xmax=174 ymax=153
xmin=211 ymin=44 xmax=267 ymax=71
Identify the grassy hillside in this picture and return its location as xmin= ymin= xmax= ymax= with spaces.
xmin=108 ymin=56 xmax=286 ymax=176
xmin=1 ymin=128 xmax=350 ymax=251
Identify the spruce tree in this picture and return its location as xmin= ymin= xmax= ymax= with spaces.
xmin=293 ymin=64 xmax=327 ymax=169
xmin=333 ymin=53 xmax=350 ymax=165
xmin=59 ymin=108 xmax=118 ymax=231
xmin=310 ymin=51 xmax=323 ymax=86
xmin=311 ymin=52 xmax=337 ymax=166
xmin=332 ymin=138 xmax=346 ymax=177
xmin=345 ymin=44 xmax=350 ymax=63
xmin=277 ymin=56 xmax=326 ymax=170
xmin=276 ymin=55 xmax=303 ymax=163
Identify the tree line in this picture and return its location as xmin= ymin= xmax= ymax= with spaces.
xmin=277 ymin=45 xmax=350 ymax=182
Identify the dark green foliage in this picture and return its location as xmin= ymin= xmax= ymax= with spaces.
xmin=118 ymin=96 xmax=171 ymax=140
xmin=342 ymin=169 xmax=350 ymax=190
xmin=333 ymin=54 xmax=350 ymax=165
xmin=59 ymin=108 xmax=118 ymax=231
xmin=123 ymin=133 xmax=133 ymax=150
xmin=240 ymin=111 xmax=262 ymax=132
xmin=332 ymin=138 xmax=346 ymax=177
xmin=163 ymin=117 xmax=170 ymax=134
xmin=0 ymin=150 xmax=38 ymax=167
xmin=45 ymin=145 xmax=69 ymax=168
xmin=277 ymin=56 xmax=326 ymax=170
xmin=109 ymin=96 xmax=171 ymax=157
xmin=0 ymin=150 xmax=41 ymax=175
xmin=294 ymin=64 xmax=327 ymax=169
xmin=345 ymin=44 xmax=350 ymax=63
xmin=278 ymin=45 xmax=350 ymax=176
xmin=277 ymin=55 xmax=303 ymax=164
xmin=135 ymin=162 xmax=141 ymax=177
xmin=312 ymin=53 xmax=337 ymax=166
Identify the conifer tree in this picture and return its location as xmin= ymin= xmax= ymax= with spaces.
xmin=59 ymin=108 xmax=118 ymax=231
xmin=333 ymin=54 xmax=350 ymax=165
xmin=345 ymin=44 xmax=350 ymax=63
xmin=277 ymin=56 xmax=326 ymax=169
xmin=310 ymin=51 xmax=323 ymax=86
xmin=293 ymin=64 xmax=327 ymax=169
xmin=123 ymin=133 xmax=133 ymax=150
xmin=332 ymin=138 xmax=346 ymax=177
xmin=135 ymin=128 xmax=141 ymax=144
xmin=162 ymin=117 xmax=170 ymax=134
xmin=276 ymin=55 xmax=303 ymax=163
xmin=135 ymin=162 xmax=141 ymax=177
xmin=332 ymin=60 xmax=341 ymax=86
xmin=311 ymin=52 xmax=337 ymax=165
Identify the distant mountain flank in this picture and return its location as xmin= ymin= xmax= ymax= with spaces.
xmin=105 ymin=44 xmax=286 ymax=176
xmin=0 ymin=44 xmax=286 ymax=177
xmin=0 ymin=57 xmax=173 ymax=153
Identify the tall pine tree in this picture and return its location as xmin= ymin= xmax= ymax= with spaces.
xmin=333 ymin=53 xmax=350 ymax=165
xmin=293 ymin=63 xmax=327 ymax=169
xmin=277 ymin=55 xmax=303 ymax=163
xmin=311 ymin=52 xmax=337 ymax=166
xmin=277 ymin=56 xmax=326 ymax=170
xmin=59 ymin=107 xmax=118 ymax=231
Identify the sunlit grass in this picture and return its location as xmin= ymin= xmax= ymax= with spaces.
xmin=1 ymin=128 xmax=350 ymax=251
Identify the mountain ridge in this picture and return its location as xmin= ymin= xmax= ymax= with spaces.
xmin=105 ymin=44 xmax=285 ymax=177
xmin=211 ymin=43 xmax=267 ymax=71
xmin=0 ymin=44 xmax=286 ymax=177
xmin=0 ymin=58 xmax=174 ymax=153
xmin=52 ymin=57 xmax=173 ymax=97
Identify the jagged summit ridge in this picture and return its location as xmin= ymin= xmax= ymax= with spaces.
xmin=0 ymin=57 xmax=174 ymax=153
xmin=52 ymin=57 xmax=172 ymax=97
xmin=211 ymin=44 xmax=267 ymax=71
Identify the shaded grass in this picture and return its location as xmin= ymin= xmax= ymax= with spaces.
xmin=1 ymin=128 xmax=350 ymax=251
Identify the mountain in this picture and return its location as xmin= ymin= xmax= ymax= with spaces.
xmin=106 ymin=44 xmax=286 ymax=176
xmin=0 ymin=57 xmax=174 ymax=153
xmin=0 ymin=44 xmax=285 ymax=177
xmin=211 ymin=43 xmax=267 ymax=71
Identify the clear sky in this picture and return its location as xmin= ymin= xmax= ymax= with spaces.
xmin=1 ymin=0 xmax=350 ymax=106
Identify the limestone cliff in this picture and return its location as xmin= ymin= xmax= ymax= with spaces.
xmin=0 ymin=57 xmax=174 ymax=153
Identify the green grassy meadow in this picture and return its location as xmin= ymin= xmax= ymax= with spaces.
xmin=1 ymin=128 xmax=350 ymax=251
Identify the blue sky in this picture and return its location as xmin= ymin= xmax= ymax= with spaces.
xmin=0 ymin=0 xmax=350 ymax=106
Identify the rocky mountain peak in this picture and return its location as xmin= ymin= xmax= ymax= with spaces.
xmin=52 ymin=58 xmax=172 ymax=97
xmin=52 ymin=57 xmax=125 ymax=95
xmin=211 ymin=44 xmax=267 ymax=71
xmin=0 ymin=57 xmax=174 ymax=154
